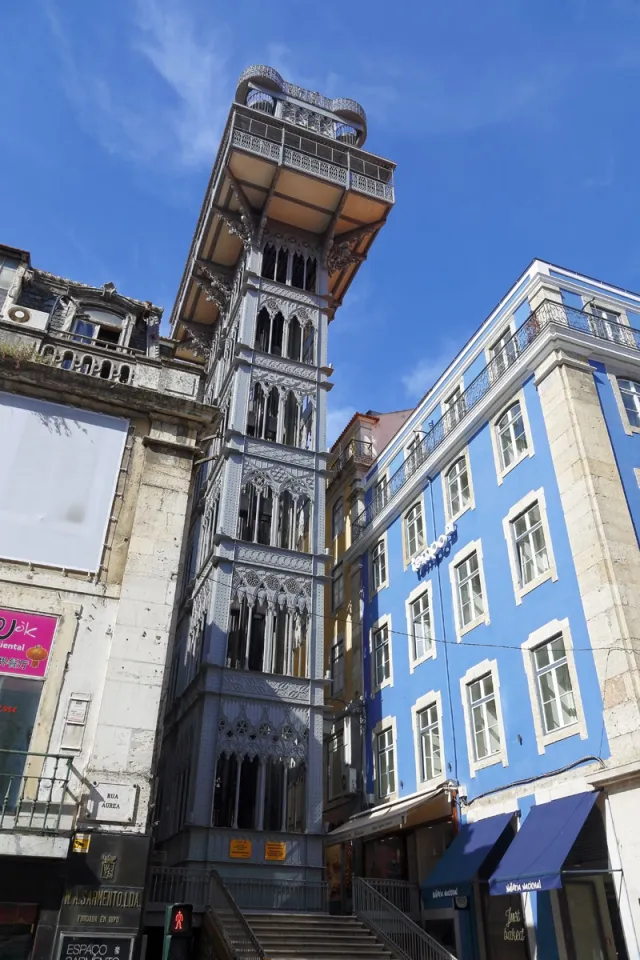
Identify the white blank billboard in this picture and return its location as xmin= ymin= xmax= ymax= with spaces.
xmin=0 ymin=392 xmax=128 ymax=572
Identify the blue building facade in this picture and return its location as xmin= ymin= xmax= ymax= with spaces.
xmin=328 ymin=260 xmax=640 ymax=960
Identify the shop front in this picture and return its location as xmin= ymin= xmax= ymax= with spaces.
xmin=421 ymin=791 xmax=631 ymax=960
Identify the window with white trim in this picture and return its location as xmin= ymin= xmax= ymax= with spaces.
xmin=376 ymin=726 xmax=396 ymax=799
xmin=331 ymin=497 xmax=344 ymax=539
xmin=406 ymin=433 xmax=424 ymax=473
xmin=490 ymin=327 xmax=518 ymax=378
xmin=371 ymin=538 xmax=387 ymax=593
xmin=444 ymin=386 xmax=465 ymax=427
xmin=467 ymin=673 xmax=501 ymax=761
xmin=446 ymin=456 xmax=471 ymax=519
xmin=331 ymin=565 xmax=345 ymax=611
xmin=416 ymin=702 xmax=442 ymax=783
xmin=404 ymin=501 xmax=425 ymax=560
xmin=373 ymin=476 xmax=388 ymax=512
xmin=496 ymin=402 xmax=528 ymax=471
xmin=330 ymin=637 xmax=345 ymax=695
xmin=512 ymin=501 xmax=550 ymax=587
xmin=590 ymin=305 xmax=629 ymax=345
xmin=618 ymin=378 xmax=640 ymax=429
xmin=533 ymin=635 xmax=577 ymax=733
xmin=73 ymin=307 xmax=125 ymax=347
xmin=373 ymin=622 xmax=391 ymax=688
xmin=410 ymin=589 xmax=433 ymax=663
xmin=455 ymin=550 xmax=484 ymax=628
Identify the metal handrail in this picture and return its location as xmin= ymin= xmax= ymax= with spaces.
xmin=364 ymin=879 xmax=422 ymax=918
xmin=353 ymin=878 xmax=457 ymax=960
xmin=224 ymin=877 xmax=329 ymax=913
xmin=208 ymin=870 xmax=264 ymax=960
xmin=353 ymin=299 xmax=640 ymax=537
xmin=147 ymin=866 xmax=211 ymax=907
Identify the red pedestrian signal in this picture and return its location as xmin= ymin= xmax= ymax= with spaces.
xmin=168 ymin=903 xmax=193 ymax=937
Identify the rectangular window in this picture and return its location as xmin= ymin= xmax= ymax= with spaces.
xmin=456 ymin=551 xmax=484 ymax=627
xmin=533 ymin=636 xmax=578 ymax=733
xmin=373 ymin=477 xmax=388 ymax=513
xmin=410 ymin=590 xmax=433 ymax=662
xmin=331 ymin=498 xmax=344 ymax=539
xmin=327 ymin=725 xmax=344 ymax=800
xmin=330 ymin=638 xmax=345 ymax=695
xmin=404 ymin=501 xmax=425 ymax=559
xmin=371 ymin=539 xmax=387 ymax=592
xmin=496 ymin=401 xmax=528 ymax=472
xmin=446 ymin=456 xmax=471 ymax=518
xmin=331 ymin=565 xmax=345 ymax=611
xmin=373 ymin=623 xmax=391 ymax=688
xmin=512 ymin=502 xmax=549 ymax=586
xmin=468 ymin=673 xmax=501 ymax=760
xmin=445 ymin=386 xmax=465 ymax=428
xmin=618 ymin=378 xmax=640 ymax=428
xmin=591 ymin=305 xmax=628 ymax=345
xmin=417 ymin=703 xmax=442 ymax=783
xmin=490 ymin=328 xmax=518 ymax=377
xmin=406 ymin=434 xmax=424 ymax=473
xmin=376 ymin=727 xmax=396 ymax=799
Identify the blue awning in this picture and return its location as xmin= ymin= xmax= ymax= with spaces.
xmin=421 ymin=812 xmax=514 ymax=904
xmin=489 ymin=791 xmax=598 ymax=896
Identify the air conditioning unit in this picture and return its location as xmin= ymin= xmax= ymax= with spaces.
xmin=5 ymin=305 xmax=49 ymax=331
xmin=341 ymin=765 xmax=358 ymax=795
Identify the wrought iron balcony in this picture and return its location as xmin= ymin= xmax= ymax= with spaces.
xmin=353 ymin=299 xmax=640 ymax=538
xmin=329 ymin=439 xmax=374 ymax=482
xmin=232 ymin=109 xmax=395 ymax=202
xmin=0 ymin=750 xmax=77 ymax=834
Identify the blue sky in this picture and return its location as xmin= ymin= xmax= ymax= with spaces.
xmin=4 ymin=0 xmax=640 ymax=444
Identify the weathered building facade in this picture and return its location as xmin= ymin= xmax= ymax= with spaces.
xmin=157 ymin=66 xmax=395 ymax=896
xmin=0 ymin=244 xmax=209 ymax=959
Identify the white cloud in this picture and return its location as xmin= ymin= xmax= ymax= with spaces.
xmin=326 ymin=405 xmax=355 ymax=450
xmin=46 ymin=0 xmax=231 ymax=169
xmin=401 ymin=340 xmax=461 ymax=399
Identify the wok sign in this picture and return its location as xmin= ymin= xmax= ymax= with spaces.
xmin=0 ymin=606 xmax=58 ymax=680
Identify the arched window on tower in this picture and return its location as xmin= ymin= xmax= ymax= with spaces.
xmin=287 ymin=315 xmax=302 ymax=362
xmin=225 ymin=596 xmax=307 ymax=678
xmin=302 ymin=324 xmax=314 ymax=365
xmin=247 ymin=384 xmax=279 ymax=442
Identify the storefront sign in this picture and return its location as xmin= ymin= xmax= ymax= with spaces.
xmin=454 ymin=896 xmax=468 ymax=910
xmin=58 ymin=934 xmax=134 ymax=960
xmin=0 ymin=606 xmax=57 ymax=680
xmin=229 ymin=839 xmax=252 ymax=859
xmin=412 ymin=523 xmax=457 ymax=578
xmin=85 ymin=784 xmax=137 ymax=824
xmin=264 ymin=841 xmax=287 ymax=861
xmin=72 ymin=834 xmax=92 ymax=855
xmin=503 ymin=906 xmax=527 ymax=942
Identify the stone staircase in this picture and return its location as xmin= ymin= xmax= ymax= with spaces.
xmin=247 ymin=912 xmax=397 ymax=960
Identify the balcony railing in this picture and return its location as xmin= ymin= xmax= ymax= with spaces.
xmin=233 ymin=111 xmax=394 ymax=202
xmin=364 ymin=879 xmax=422 ymax=920
xmin=353 ymin=299 xmax=640 ymax=538
xmin=147 ymin=866 xmax=211 ymax=908
xmin=224 ymin=878 xmax=329 ymax=913
xmin=0 ymin=750 xmax=76 ymax=833
xmin=353 ymin=878 xmax=457 ymax=960
xmin=330 ymin=439 xmax=374 ymax=481
xmin=39 ymin=333 xmax=137 ymax=384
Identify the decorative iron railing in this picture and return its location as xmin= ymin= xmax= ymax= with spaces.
xmin=224 ymin=877 xmax=328 ymax=913
xmin=147 ymin=866 xmax=211 ymax=908
xmin=353 ymin=299 xmax=640 ymax=538
xmin=330 ymin=439 xmax=374 ymax=480
xmin=0 ymin=750 xmax=76 ymax=833
xmin=353 ymin=878 xmax=457 ymax=960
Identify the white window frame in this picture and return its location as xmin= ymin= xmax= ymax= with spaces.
xmin=442 ymin=380 xmax=466 ymax=429
xmin=449 ymin=539 xmax=490 ymax=640
xmin=521 ymin=618 xmax=587 ymax=753
xmin=330 ymin=636 xmax=345 ymax=695
xmin=490 ymin=391 xmax=535 ymax=484
xmin=442 ymin=447 xmax=475 ymax=523
xmin=503 ymin=488 xmax=558 ymax=604
xmin=331 ymin=496 xmax=345 ymax=540
xmin=372 ymin=471 xmax=390 ymax=515
xmin=405 ymin=431 xmax=425 ymax=474
xmin=370 ymin=533 xmax=389 ymax=597
xmin=370 ymin=613 xmax=393 ymax=694
xmin=609 ymin=373 xmax=640 ymax=437
xmin=411 ymin=690 xmax=445 ymax=791
xmin=460 ymin=659 xmax=508 ymax=777
xmin=372 ymin=716 xmax=398 ymax=803
xmin=403 ymin=497 xmax=426 ymax=566
xmin=484 ymin=318 xmax=517 ymax=377
xmin=584 ymin=300 xmax=633 ymax=348
xmin=405 ymin=580 xmax=436 ymax=671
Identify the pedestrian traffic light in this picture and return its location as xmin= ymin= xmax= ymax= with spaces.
xmin=168 ymin=904 xmax=193 ymax=936
xmin=163 ymin=904 xmax=194 ymax=960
